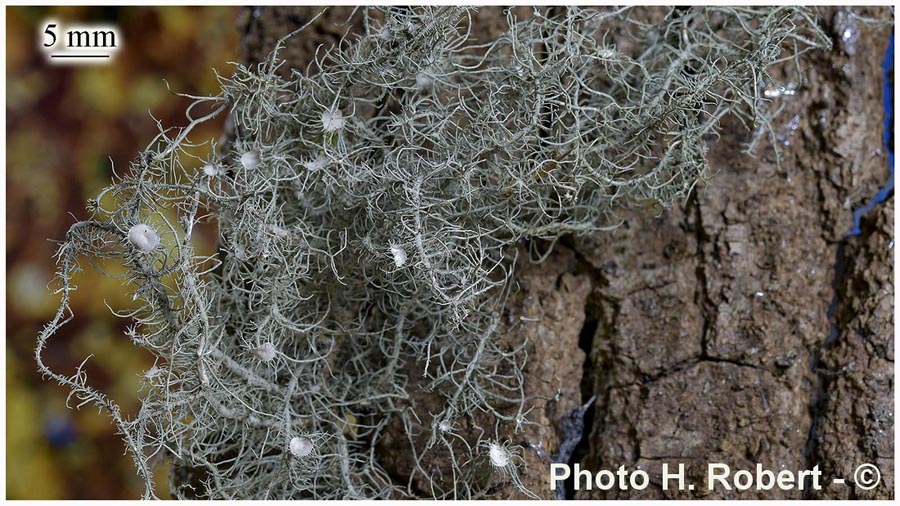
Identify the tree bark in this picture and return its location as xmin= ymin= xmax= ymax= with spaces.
xmin=573 ymin=7 xmax=893 ymax=499
xmin=232 ymin=6 xmax=893 ymax=500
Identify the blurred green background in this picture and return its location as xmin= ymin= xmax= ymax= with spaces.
xmin=6 ymin=6 xmax=238 ymax=498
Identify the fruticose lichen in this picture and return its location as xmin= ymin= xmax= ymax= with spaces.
xmin=36 ymin=6 xmax=829 ymax=499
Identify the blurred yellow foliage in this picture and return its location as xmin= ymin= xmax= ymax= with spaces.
xmin=6 ymin=6 xmax=239 ymax=499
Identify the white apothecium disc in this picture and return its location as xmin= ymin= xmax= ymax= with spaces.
xmin=304 ymin=156 xmax=328 ymax=171
xmin=203 ymin=163 xmax=222 ymax=177
xmin=241 ymin=151 xmax=259 ymax=170
xmin=290 ymin=436 xmax=314 ymax=458
xmin=128 ymin=224 xmax=160 ymax=253
xmin=489 ymin=443 xmax=510 ymax=467
xmin=390 ymin=245 xmax=407 ymax=267
xmin=416 ymin=73 xmax=434 ymax=90
xmin=254 ymin=342 xmax=277 ymax=362
xmin=321 ymin=109 xmax=346 ymax=132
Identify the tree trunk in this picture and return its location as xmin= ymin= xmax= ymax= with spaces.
xmin=231 ymin=6 xmax=893 ymax=499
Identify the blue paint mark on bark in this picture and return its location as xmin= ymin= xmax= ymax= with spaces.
xmin=850 ymin=36 xmax=894 ymax=235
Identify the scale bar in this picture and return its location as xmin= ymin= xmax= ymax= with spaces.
xmin=50 ymin=54 xmax=110 ymax=58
